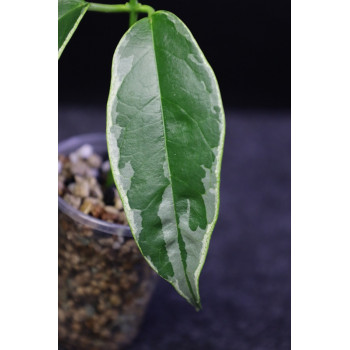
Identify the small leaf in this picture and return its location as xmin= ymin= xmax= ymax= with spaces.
xmin=58 ymin=0 xmax=90 ymax=59
xmin=106 ymin=11 xmax=225 ymax=309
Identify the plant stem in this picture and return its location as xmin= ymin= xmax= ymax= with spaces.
xmin=88 ymin=3 xmax=129 ymax=13
xmin=88 ymin=2 xmax=155 ymax=18
xmin=129 ymin=0 xmax=138 ymax=27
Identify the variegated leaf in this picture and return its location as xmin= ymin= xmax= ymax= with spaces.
xmin=106 ymin=11 xmax=225 ymax=309
xmin=58 ymin=0 xmax=90 ymax=59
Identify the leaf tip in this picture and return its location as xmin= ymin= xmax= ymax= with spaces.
xmin=194 ymin=303 xmax=202 ymax=312
xmin=190 ymin=296 xmax=202 ymax=311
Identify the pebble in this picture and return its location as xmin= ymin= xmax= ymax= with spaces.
xmin=63 ymin=194 xmax=81 ymax=209
xmin=90 ymin=185 xmax=103 ymax=200
xmin=100 ymin=329 xmax=111 ymax=339
xmin=118 ymin=211 xmax=128 ymax=225
xmin=71 ymin=161 xmax=89 ymax=176
xmin=79 ymin=198 xmax=94 ymax=215
xmin=58 ymin=308 xmax=65 ymax=322
xmin=87 ymin=168 xmax=99 ymax=178
xmin=115 ymin=197 xmax=123 ymax=210
xmin=87 ymin=154 xmax=102 ymax=168
xmin=87 ymin=176 xmax=97 ymax=187
xmin=101 ymin=206 xmax=119 ymax=222
xmin=58 ymin=177 xmax=65 ymax=196
xmin=109 ymin=295 xmax=122 ymax=307
xmin=72 ymin=323 xmax=81 ymax=333
xmin=67 ymin=183 xmax=76 ymax=193
xmin=69 ymin=152 xmax=79 ymax=164
xmin=73 ymin=180 xmax=89 ymax=198
xmin=76 ymin=144 xmax=93 ymax=159
xmin=91 ymin=203 xmax=104 ymax=218
xmin=101 ymin=160 xmax=110 ymax=173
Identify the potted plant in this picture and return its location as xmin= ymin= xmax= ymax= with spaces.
xmin=58 ymin=0 xmax=225 ymax=348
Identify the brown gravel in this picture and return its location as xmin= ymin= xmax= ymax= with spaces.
xmin=58 ymin=144 xmax=157 ymax=349
xmin=58 ymin=145 xmax=128 ymax=225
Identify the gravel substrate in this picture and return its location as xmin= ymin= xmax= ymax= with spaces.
xmin=58 ymin=144 xmax=127 ymax=226
xmin=58 ymin=144 xmax=157 ymax=350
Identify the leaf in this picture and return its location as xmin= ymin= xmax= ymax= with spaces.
xmin=58 ymin=0 xmax=90 ymax=59
xmin=106 ymin=11 xmax=225 ymax=309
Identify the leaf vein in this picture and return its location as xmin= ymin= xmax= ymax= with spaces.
xmin=150 ymin=19 xmax=198 ymax=305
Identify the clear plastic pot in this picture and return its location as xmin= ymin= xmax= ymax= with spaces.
xmin=58 ymin=133 xmax=157 ymax=350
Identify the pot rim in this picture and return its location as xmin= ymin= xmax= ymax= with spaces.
xmin=58 ymin=133 xmax=132 ymax=237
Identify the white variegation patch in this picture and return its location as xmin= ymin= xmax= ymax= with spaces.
xmin=194 ymin=159 xmax=218 ymax=287
xmin=107 ymin=125 xmax=143 ymax=240
xmin=107 ymin=44 xmax=134 ymax=112
xmin=158 ymin=185 xmax=192 ymax=302
xmin=172 ymin=279 xmax=193 ymax=305
xmin=187 ymin=53 xmax=204 ymax=66
xmin=107 ymin=28 xmax=146 ymax=242
xmin=177 ymin=199 xmax=203 ymax=302
xmin=120 ymin=161 xmax=142 ymax=239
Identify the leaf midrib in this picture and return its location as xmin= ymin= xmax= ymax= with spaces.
xmin=149 ymin=15 xmax=197 ymax=305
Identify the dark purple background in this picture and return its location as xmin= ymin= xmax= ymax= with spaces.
xmin=59 ymin=107 xmax=291 ymax=349
xmin=59 ymin=1 xmax=291 ymax=347
xmin=58 ymin=0 xmax=291 ymax=109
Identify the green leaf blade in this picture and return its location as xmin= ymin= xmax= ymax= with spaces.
xmin=107 ymin=11 xmax=225 ymax=309
xmin=58 ymin=0 xmax=90 ymax=59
